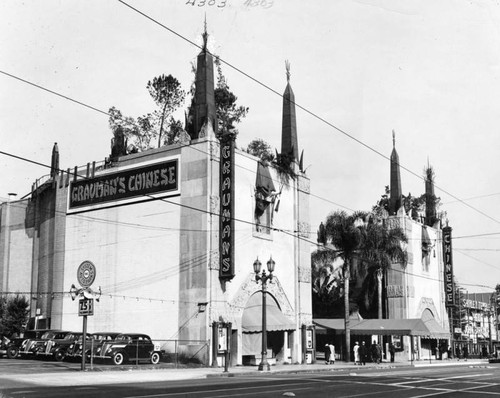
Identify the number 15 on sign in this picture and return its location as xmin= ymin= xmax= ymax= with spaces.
xmin=79 ymin=299 xmax=94 ymax=316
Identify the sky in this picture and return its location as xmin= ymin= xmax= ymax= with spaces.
xmin=1 ymin=0 xmax=500 ymax=293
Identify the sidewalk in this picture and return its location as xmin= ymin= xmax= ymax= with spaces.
xmin=0 ymin=359 xmax=491 ymax=388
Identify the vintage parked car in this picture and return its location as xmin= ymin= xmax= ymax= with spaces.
xmin=4 ymin=329 xmax=49 ymax=359
xmin=19 ymin=330 xmax=70 ymax=358
xmin=0 ymin=335 xmax=18 ymax=359
xmin=93 ymin=333 xmax=161 ymax=365
xmin=35 ymin=332 xmax=83 ymax=361
xmin=66 ymin=332 xmax=121 ymax=361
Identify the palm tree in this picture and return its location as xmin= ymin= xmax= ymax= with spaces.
xmin=358 ymin=219 xmax=407 ymax=320
xmin=311 ymin=249 xmax=343 ymax=318
xmin=324 ymin=210 xmax=368 ymax=362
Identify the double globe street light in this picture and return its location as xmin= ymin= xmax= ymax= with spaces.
xmin=253 ymin=256 xmax=275 ymax=371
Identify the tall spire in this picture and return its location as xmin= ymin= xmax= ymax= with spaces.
xmin=424 ymin=162 xmax=437 ymax=226
xmin=202 ymin=13 xmax=208 ymax=51
xmin=281 ymin=60 xmax=298 ymax=161
xmin=187 ymin=20 xmax=217 ymax=139
xmin=389 ymin=130 xmax=402 ymax=215
xmin=50 ymin=142 xmax=59 ymax=179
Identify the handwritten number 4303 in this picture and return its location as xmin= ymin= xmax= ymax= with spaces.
xmin=185 ymin=0 xmax=227 ymax=7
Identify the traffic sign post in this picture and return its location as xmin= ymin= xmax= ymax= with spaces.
xmin=70 ymin=261 xmax=98 ymax=371
xmin=79 ymin=299 xmax=94 ymax=316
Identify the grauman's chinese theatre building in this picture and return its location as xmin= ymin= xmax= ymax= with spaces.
xmin=0 ymin=32 xmax=313 ymax=366
xmin=382 ymin=135 xmax=451 ymax=359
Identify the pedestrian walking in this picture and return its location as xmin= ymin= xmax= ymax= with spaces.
xmin=463 ymin=345 xmax=469 ymax=361
xmin=329 ymin=343 xmax=335 ymax=364
xmin=455 ymin=345 xmax=461 ymax=361
xmin=481 ymin=345 xmax=488 ymax=359
xmin=359 ymin=341 xmax=367 ymax=365
xmin=389 ymin=343 xmax=396 ymax=363
xmin=353 ymin=341 xmax=360 ymax=365
xmin=324 ymin=343 xmax=331 ymax=364
xmin=371 ymin=341 xmax=381 ymax=364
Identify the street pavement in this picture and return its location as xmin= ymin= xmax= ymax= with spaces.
xmin=0 ymin=358 xmax=490 ymax=388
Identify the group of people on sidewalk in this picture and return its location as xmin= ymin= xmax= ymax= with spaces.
xmin=353 ymin=341 xmax=395 ymax=365
xmin=455 ymin=344 xmax=469 ymax=361
xmin=324 ymin=343 xmax=335 ymax=364
xmin=325 ymin=340 xmax=398 ymax=365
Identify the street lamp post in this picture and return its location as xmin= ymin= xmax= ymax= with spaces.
xmin=253 ymin=256 xmax=275 ymax=371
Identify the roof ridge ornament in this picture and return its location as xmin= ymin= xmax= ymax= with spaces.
xmin=392 ymin=129 xmax=396 ymax=149
xmin=202 ymin=14 xmax=208 ymax=50
xmin=285 ymin=60 xmax=291 ymax=83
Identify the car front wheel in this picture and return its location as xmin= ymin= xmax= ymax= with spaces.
xmin=54 ymin=349 xmax=66 ymax=362
xmin=112 ymin=352 xmax=125 ymax=365
xmin=7 ymin=346 xmax=19 ymax=359
xmin=150 ymin=352 xmax=160 ymax=364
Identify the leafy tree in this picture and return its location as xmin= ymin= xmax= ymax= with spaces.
xmin=311 ymin=249 xmax=343 ymax=318
xmin=372 ymin=186 xmax=390 ymax=216
xmin=146 ymin=74 xmax=186 ymax=147
xmin=245 ymin=138 xmax=275 ymax=163
xmin=0 ymin=296 xmax=7 ymax=335
xmin=214 ymin=56 xmax=249 ymax=134
xmin=323 ymin=210 xmax=368 ymax=362
xmin=0 ymin=295 xmax=29 ymax=337
xmin=108 ymin=74 xmax=185 ymax=152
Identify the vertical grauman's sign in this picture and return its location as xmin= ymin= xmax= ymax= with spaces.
xmin=219 ymin=134 xmax=235 ymax=281
xmin=442 ymin=226 xmax=455 ymax=307
xmin=68 ymin=157 xmax=180 ymax=213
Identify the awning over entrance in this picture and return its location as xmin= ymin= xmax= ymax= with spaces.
xmin=242 ymin=293 xmax=295 ymax=333
xmin=314 ymin=318 xmax=450 ymax=338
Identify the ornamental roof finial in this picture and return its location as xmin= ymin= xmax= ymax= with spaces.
xmin=202 ymin=14 xmax=208 ymax=50
xmin=285 ymin=60 xmax=291 ymax=83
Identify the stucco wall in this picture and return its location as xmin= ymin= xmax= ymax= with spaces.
xmin=61 ymin=150 xmax=182 ymax=340
xmin=0 ymin=199 xmax=34 ymax=294
xmin=407 ymin=220 xmax=447 ymax=327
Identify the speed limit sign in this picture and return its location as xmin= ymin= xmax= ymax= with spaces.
xmin=78 ymin=299 xmax=94 ymax=317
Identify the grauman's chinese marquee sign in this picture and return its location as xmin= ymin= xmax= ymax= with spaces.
xmin=68 ymin=157 xmax=179 ymax=213
xmin=219 ymin=134 xmax=235 ymax=281
xmin=442 ymin=226 xmax=455 ymax=307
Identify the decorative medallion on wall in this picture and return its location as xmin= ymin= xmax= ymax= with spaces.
xmin=297 ymin=221 xmax=310 ymax=238
xmin=209 ymin=140 xmax=219 ymax=158
xmin=210 ymin=195 xmax=220 ymax=214
xmin=298 ymin=266 xmax=311 ymax=283
xmin=209 ymin=250 xmax=220 ymax=270
xmin=178 ymin=130 xmax=191 ymax=145
xmin=297 ymin=176 xmax=310 ymax=193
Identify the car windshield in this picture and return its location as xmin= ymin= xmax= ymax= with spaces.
xmin=95 ymin=334 xmax=116 ymax=341
xmin=116 ymin=335 xmax=131 ymax=341
xmin=41 ymin=332 xmax=58 ymax=339
xmin=63 ymin=334 xmax=78 ymax=340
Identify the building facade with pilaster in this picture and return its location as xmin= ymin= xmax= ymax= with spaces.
xmin=0 ymin=29 xmax=313 ymax=367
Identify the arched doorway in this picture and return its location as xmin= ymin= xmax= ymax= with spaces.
xmin=241 ymin=292 xmax=295 ymax=365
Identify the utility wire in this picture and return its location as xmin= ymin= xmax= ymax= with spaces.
xmin=0 ymin=70 xmax=110 ymax=116
xmin=0 ymin=148 xmax=322 ymax=248
xmin=1 ymin=5 xmax=498 ymax=232
xmin=117 ymin=0 xmax=500 ymax=226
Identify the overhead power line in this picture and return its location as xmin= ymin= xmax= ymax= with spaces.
xmin=0 ymin=70 xmax=110 ymax=116
xmin=116 ymin=0 xmax=500 ymax=227
xmin=1 ymin=3 xmax=498 ymax=229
